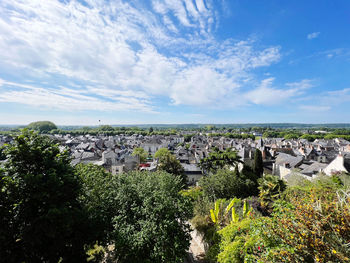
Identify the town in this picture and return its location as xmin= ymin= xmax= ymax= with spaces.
xmin=2 ymin=127 xmax=349 ymax=184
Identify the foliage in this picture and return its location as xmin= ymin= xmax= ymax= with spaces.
xmin=0 ymin=129 xmax=93 ymax=262
xmin=199 ymin=148 xmax=242 ymax=174
xmin=210 ymin=199 xmax=252 ymax=226
xmin=111 ymin=171 xmax=192 ymax=263
xmin=218 ymin=177 xmax=350 ymax=263
xmin=257 ymin=188 xmax=350 ymax=262
xmin=258 ymin=174 xmax=286 ymax=211
xmin=132 ymin=147 xmax=148 ymax=162
xmin=77 ymin=167 xmax=193 ymax=263
xmin=98 ymin=125 xmax=115 ymax=131
xmin=199 ymin=168 xmax=258 ymax=201
xmin=75 ymin=164 xmax=114 ymax=244
xmin=203 ymin=199 xmax=256 ymax=263
xmin=217 ymin=217 xmax=260 ymax=263
xmin=27 ymin=121 xmax=57 ymax=133
xmin=180 ymin=186 xmax=203 ymax=203
xmin=253 ymin=148 xmax=263 ymax=178
xmin=184 ymin=134 xmax=194 ymax=142
xmin=155 ymin=149 xmax=186 ymax=184
xmin=154 ymin=147 xmax=171 ymax=159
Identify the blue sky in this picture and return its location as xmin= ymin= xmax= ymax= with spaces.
xmin=0 ymin=0 xmax=350 ymax=125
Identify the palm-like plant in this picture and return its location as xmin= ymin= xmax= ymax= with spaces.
xmin=258 ymin=174 xmax=286 ymax=209
xmin=210 ymin=198 xmax=252 ymax=226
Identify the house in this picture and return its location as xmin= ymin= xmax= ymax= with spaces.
xmin=141 ymin=137 xmax=167 ymax=155
xmin=299 ymin=161 xmax=328 ymax=177
xmin=273 ymin=152 xmax=304 ymax=180
xmin=324 ymin=154 xmax=350 ymax=175
xmin=181 ymin=163 xmax=203 ymax=185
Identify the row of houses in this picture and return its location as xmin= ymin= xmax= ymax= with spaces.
xmin=1 ymin=133 xmax=350 ymax=184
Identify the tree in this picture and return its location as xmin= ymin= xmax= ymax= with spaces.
xmin=99 ymin=125 xmax=114 ymax=131
xmin=132 ymin=147 xmax=148 ymax=163
xmin=253 ymin=148 xmax=264 ymax=178
xmin=199 ymin=168 xmax=258 ymax=201
xmin=154 ymin=149 xmax=186 ymax=184
xmin=27 ymin=121 xmax=57 ymax=133
xmin=76 ymin=167 xmax=193 ymax=263
xmin=149 ymin=126 xmax=154 ymax=133
xmin=0 ymin=130 xmax=93 ymax=262
xmin=199 ymin=148 xmax=242 ymax=174
xmin=154 ymin=147 xmax=171 ymax=159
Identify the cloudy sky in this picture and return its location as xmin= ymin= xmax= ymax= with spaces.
xmin=0 ymin=0 xmax=349 ymax=125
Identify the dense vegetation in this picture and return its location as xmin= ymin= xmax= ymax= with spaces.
xmin=0 ymin=130 xmax=192 ymax=262
xmin=0 ymin=130 xmax=92 ymax=262
xmin=27 ymin=121 xmax=57 ymax=133
xmin=1 ymin=128 xmax=350 ymax=262
xmin=184 ymin=168 xmax=350 ymax=263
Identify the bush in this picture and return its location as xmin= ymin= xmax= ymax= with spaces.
xmin=199 ymin=168 xmax=258 ymax=201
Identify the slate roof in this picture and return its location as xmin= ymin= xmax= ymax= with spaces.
xmin=275 ymin=153 xmax=303 ymax=168
xmin=300 ymin=161 xmax=327 ymax=175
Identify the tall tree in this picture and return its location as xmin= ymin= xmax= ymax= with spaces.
xmin=253 ymin=148 xmax=264 ymax=178
xmin=76 ymin=166 xmax=193 ymax=263
xmin=0 ymin=130 xmax=93 ymax=262
xmin=155 ymin=148 xmax=186 ymax=184
xmin=132 ymin=147 xmax=148 ymax=163
xmin=199 ymin=148 xmax=242 ymax=174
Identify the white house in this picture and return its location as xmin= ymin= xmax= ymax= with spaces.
xmin=324 ymin=154 xmax=350 ymax=175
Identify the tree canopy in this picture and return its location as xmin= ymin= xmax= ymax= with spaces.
xmin=76 ymin=166 xmax=193 ymax=263
xmin=132 ymin=147 xmax=148 ymax=163
xmin=27 ymin=121 xmax=57 ymax=133
xmin=155 ymin=148 xmax=186 ymax=184
xmin=199 ymin=168 xmax=258 ymax=201
xmin=199 ymin=148 xmax=242 ymax=174
xmin=253 ymin=148 xmax=264 ymax=178
xmin=0 ymin=129 xmax=93 ymax=262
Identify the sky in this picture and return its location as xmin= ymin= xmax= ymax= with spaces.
xmin=0 ymin=0 xmax=350 ymax=125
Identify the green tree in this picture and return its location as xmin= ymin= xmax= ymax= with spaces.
xmin=155 ymin=149 xmax=186 ymax=184
xmin=99 ymin=125 xmax=115 ymax=131
xmin=253 ymin=148 xmax=264 ymax=178
xmin=199 ymin=148 xmax=242 ymax=174
xmin=76 ymin=167 xmax=193 ymax=263
xmin=199 ymin=168 xmax=257 ymax=201
xmin=27 ymin=121 xmax=57 ymax=133
xmin=132 ymin=147 xmax=148 ymax=163
xmin=154 ymin=147 xmax=171 ymax=159
xmin=0 ymin=130 xmax=93 ymax=262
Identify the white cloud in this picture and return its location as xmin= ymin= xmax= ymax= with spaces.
xmin=245 ymin=78 xmax=312 ymax=105
xmin=0 ymin=81 xmax=154 ymax=112
xmin=286 ymin=79 xmax=315 ymax=89
xmin=0 ymin=0 xmax=282 ymax=111
xmin=299 ymin=105 xmax=331 ymax=112
xmin=152 ymin=0 xmax=215 ymax=34
xmin=323 ymin=88 xmax=350 ymax=104
xmin=307 ymin=32 xmax=320 ymax=40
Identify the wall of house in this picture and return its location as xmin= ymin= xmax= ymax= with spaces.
xmin=324 ymin=155 xmax=347 ymax=175
xmin=278 ymin=165 xmax=292 ymax=180
xmin=186 ymin=173 xmax=203 ymax=184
